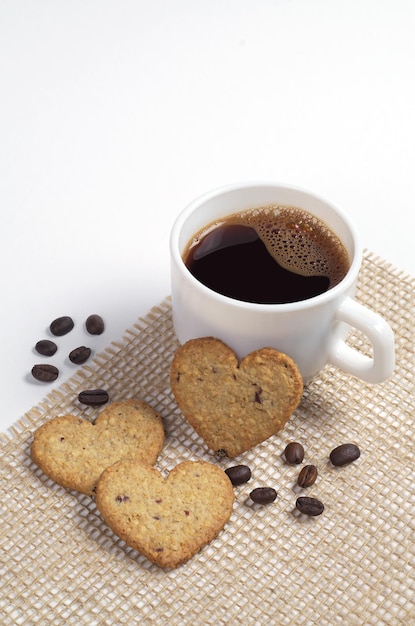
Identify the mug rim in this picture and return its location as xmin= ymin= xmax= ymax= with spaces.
xmin=170 ymin=181 xmax=363 ymax=312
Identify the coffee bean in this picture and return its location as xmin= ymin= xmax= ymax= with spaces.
xmin=296 ymin=496 xmax=324 ymax=516
xmin=69 ymin=346 xmax=91 ymax=365
xmin=250 ymin=487 xmax=277 ymax=504
xmin=78 ymin=389 xmax=109 ymax=406
xmin=85 ymin=314 xmax=105 ymax=335
xmin=284 ymin=441 xmax=304 ymax=464
xmin=50 ymin=316 xmax=74 ymax=336
xmin=225 ymin=465 xmax=252 ymax=486
xmin=35 ymin=339 xmax=58 ymax=356
xmin=297 ymin=464 xmax=318 ymax=488
xmin=31 ymin=364 xmax=59 ymax=382
xmin=329 ymin=443 xmax=360 ymax=466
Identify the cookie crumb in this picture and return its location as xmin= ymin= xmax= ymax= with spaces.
xmin=216 ymin=449 xmax=228 ymax=458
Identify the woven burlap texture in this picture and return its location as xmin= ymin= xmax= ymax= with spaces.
xmin=1 ymin=251 xmax=414 ymax=626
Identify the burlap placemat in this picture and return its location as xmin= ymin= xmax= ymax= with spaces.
xmin=1 ymin=251 xmax=414 ymax=626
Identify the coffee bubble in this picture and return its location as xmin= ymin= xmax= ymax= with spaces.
xmin=236 ymin=206 xmax=350 ymax=289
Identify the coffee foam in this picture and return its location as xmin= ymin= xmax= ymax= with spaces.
xmin=227 ymin=205 xmax=350 ymax=287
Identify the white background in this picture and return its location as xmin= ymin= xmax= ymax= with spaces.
xmin=1 ymin=0 xmax=414 ymax=433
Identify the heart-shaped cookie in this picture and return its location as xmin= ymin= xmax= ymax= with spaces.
xmin=95 ymin=459 xmax=234 ymax=568
xmin=31 ymin=399 xmax=164 ymax=496
xmin=170 ymin=337 xmax=303 ymax=457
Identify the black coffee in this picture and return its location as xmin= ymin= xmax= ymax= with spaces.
xmin=183 ymin=205 xmax=350 ymax=304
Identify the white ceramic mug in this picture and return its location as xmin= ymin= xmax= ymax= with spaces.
xmin=170 ymin=182 xmax=395 ymax=384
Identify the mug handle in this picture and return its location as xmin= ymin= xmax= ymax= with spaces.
xmin=327 ymin=297 xmax=395 ymax=383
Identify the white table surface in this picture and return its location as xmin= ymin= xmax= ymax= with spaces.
xmin=1 ymin=0 xmax=414 ymax=434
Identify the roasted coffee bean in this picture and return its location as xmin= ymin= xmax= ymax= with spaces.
xmin=296 ymin=496 xmax=324 ymax=516
xmin=249 ymin=487 xmax=277 ymax=504
xmin=50 ymin=316 xmax=74 ymax=336
xmin=78 ymin=389 xmax=109 ymax=406
xmin=69 ymin=346 xmax=91 ymax=364
xmin=31 ymin=364 xmax=59 ymax=382
xmin=284 ymin=441 xmax=304 ymax=464
xmin=297 ymin=464 xmax=318 ymax=488
xmin=225 ymin=465 xmax=252 ymax=486
xmin=35 ymin=339 xmax=58 ymax=356
xmin=85 ymin=314 xmax=105 ymax=335
xmin=329 ymin=443 xmax=360 ymax=466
